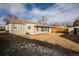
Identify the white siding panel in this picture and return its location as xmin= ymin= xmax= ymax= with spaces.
xmin=26 ymin=24 xmax=35 ymax=35
xmin=34 ymin=27 xmax=51 ymax=35
xmin=68 ymin=28 xmax=74 ymax=35
xmin=5 ymin=23 xmax=52 ymax=35
xmin=68 ymin=27 xmax=79 ymax=36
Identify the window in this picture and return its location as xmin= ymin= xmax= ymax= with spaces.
xmin=48 ymin=28 xmax=49 ymax=32
xmin=13 ymin=24 xmax=17 ymax=29
xmin=28 ymin=26 xmax=31 ymax=29
xmin=45 ymin=28 xmax=47 ymax=32
xmin=41 ymin=28 xmax=44 ymax=32
xmin=36 ymin=27 xmax=39 ymax=31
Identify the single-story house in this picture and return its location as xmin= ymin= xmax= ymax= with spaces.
xmin=5 ymin=17 xmax=51 ymax=35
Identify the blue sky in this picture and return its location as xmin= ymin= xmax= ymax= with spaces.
xmin=0 ymin=3 xmax=79 ymax=26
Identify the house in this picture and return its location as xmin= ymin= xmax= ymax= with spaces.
xmin=5 ymin=17 xmax=51 ymax=35
xmin=68 ymin=27 xmax=79 ymax=35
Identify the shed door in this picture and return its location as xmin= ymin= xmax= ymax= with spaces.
xmin=74 ymin=28 xmax=77 ymax=35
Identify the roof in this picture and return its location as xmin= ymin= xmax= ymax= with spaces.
xmin=4 ymin=17 xmax=51 ymax=28
xmin=35 ymin=24 xmax=52 ymax=28
xmin=4 ymin=17 xmax=35 ymax=24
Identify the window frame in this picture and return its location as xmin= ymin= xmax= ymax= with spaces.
xmin=48 ymin=28 xmax=49 ymax=32
xmin=13 ymin=24 xmax=17 ymax=29
xmin=41 ymin=27 xmax=44 ymax=32
xmin=36 ymin=27 xmax=39 ymax=31
xmin=28 ymin=26 xmax=31 ymax=30
xmin=45 ymin=28 xmax=48 ymax=32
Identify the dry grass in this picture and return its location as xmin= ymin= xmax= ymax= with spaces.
xmin=23 ymin=33 xmax=79 ymax=52
xmin=0 ymin=33 xmax=79 ymax=56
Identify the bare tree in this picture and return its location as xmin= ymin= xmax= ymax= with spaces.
xmin=51 ymin=22 xmax=59 ymax=27
xmin=36 ymin=17 xmax=48 ymax=25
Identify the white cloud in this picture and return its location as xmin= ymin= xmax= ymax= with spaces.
xmin=0 ymin=3 xmax=79 ymax=25
xmin=0 ymin=3 xmax=27 ymax=15
xmin=9 ymin=4 xmax=27 ymax=15
xmin=0 ymin=16 xmax=6 ymax=26
xmin=30 ymin=3 xmax=79 ymax=25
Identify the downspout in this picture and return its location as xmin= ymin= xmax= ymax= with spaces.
xmin=11 ymin=22 xmax=13 ymax=33
xmin=34 ymin=26 xmax=35 ymax=35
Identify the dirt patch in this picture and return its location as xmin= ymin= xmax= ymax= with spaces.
xmin=23 ymin=33 xmax=79 ymax=52
xmin=60 ymin=34 xmax=79 ymax=43
xmin=0 ymin=33 xmax=79 ymax=56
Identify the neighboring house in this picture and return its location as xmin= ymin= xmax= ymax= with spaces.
xmin=5 ymin=17 xmax=51 ymax=35
xmin=68 ymin=27 xmax=79 ymax=35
